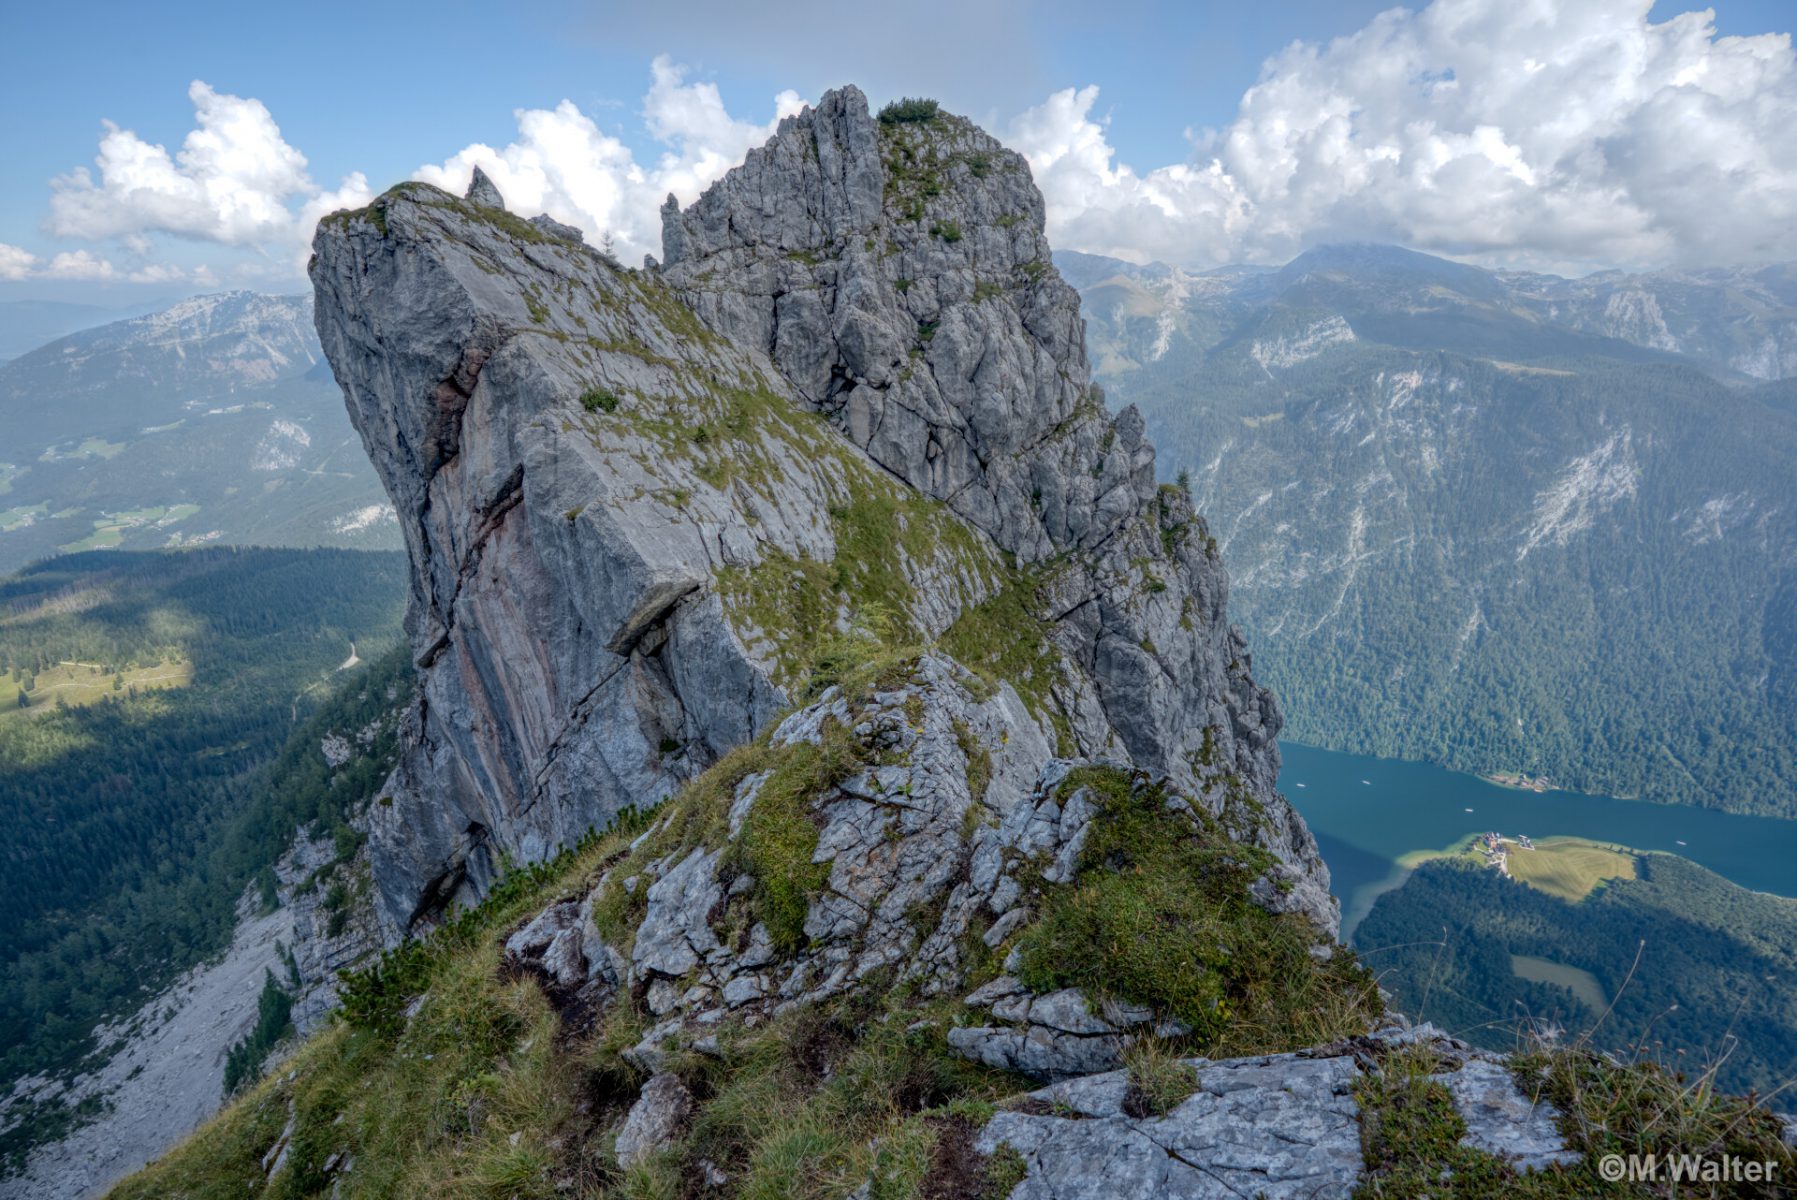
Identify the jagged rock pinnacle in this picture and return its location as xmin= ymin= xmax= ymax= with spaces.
xmin=465 ymin=165 xmax=505 ymax=210
xmin=310 ymin=86 xmax=1336 ymax=940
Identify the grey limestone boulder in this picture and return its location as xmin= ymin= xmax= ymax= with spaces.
xmin=974 ymin=1032 xmax=1581 ymax=1198
xmin=614 ymin=1072 xmax=693 ymax=1168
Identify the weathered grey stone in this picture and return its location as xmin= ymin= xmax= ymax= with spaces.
xmin=661 ymin=87 xmax=1333 ymax=934
xmin=1434 ymin=1057 xmax=1580 ymax=1172
xmin=464 ymin=166 xmax=505 ymax=210
xmin=313 ymin=177 xmax=969 ymax=939
xmin=632 ymin=848 xmax=726 ymax=978
xmin=952 ymin=977 xmax=1189 ymax=1081
xmin=527 ymin=213 xmax=585 ymax=243
xmin=977 ymin=1051 xmax=1364 ymax=1199
xmin=614 ymin=1073 xmax=692 ymax=1167
xmin=503 ymin=901 xmax=586 ymax=987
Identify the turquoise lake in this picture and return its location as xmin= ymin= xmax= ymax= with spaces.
xmin=1278 ymin=742 xmax=1797 ymax=940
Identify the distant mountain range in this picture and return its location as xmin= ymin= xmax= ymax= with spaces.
xmin=0 ymin=298 xmax=170 ymax=365
xmin=1071 ymin=244 xmax=1797 ymax=816
xmin=0 ymin=292 xmax=400 ymax=574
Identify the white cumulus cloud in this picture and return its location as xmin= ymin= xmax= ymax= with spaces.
xmin=45 ymin=79 xmax=372 ymax=265
xmin=41 ymin=251 xmax=118 ymax=281
xmin=1006 ymin=0 xmax=1797 ymax=270
xmin=414 ymin=56 xmax=805 ymax=264
xmin=0 ymin=242 xmax=202 ymax=284
xmin=0 ymin=244 xmax=38 ymax=281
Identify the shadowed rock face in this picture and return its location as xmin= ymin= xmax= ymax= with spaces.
xmin=661 ymin=88 xmax=1326 ymax=925
xmin=311 ymin=85 xmax=1334 ymax=941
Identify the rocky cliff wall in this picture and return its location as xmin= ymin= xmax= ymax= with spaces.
xmin=311 ymin=90 xmax=1333 ymax=941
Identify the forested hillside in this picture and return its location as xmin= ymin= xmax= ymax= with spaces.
xmin=0 ymin=548 xmax=406 ymax=1170
xmin=1075 ymin=245 xmax=1797 ymax=815
xmin=1357 ymin=854 xmax=1797 ymax=1097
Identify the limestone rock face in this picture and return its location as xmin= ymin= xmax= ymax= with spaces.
xmin=971 ymin=1025 xmax=1580 ymax=1199
xmin=311 ymin=85 xmax=1332 ymax=940
xmin=465 ymin=166 xmax=505 ymax=210
xmin=312 ymin=183 xmax=875 ymax=935
xmin=662 ymin=88 xmax=1328 ymax=929
xmin=493 ymin=655 xmax=1084 ymax=1065
xmin=613 ymin=1073 xmax=693 ymax=1167
xmin=497 ymin=656 xmax=1347 ymax=1092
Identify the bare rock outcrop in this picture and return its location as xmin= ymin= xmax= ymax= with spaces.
xmin=311 ymin=86 xmax=1333 ymax=942
xmin=661 ymin=88 xmax=1326 ymax=929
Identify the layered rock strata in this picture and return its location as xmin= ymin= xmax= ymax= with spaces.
xmin=311 ymin=85 xmax=1332 ymax=942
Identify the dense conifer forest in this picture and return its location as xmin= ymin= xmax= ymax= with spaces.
xmin=1357 ymin=854 xmax=1797 ymax=1095
xmin=0 ymin=548 xmax=407 ymax=1161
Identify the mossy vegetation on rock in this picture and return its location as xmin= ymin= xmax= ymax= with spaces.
xmin=1013 ymin=766 xmax=1379 ymax=1054
xmin=109 ymin=655 xmax=1383 ymax=1199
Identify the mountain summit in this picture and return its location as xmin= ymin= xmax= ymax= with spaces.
xmin=311 ymin=85 xmax=1332 ymax=941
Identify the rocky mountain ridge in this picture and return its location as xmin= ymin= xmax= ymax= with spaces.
xmin=1069 ymin=242 xmax=1797 ymax=383
xmin=1073 ymin=243 xmax=1797 ymax=816
xmin=312 ymin=89 xmax=1329 ymax=942
xmin=94 ymin=87 xmax=1797 ymax=1200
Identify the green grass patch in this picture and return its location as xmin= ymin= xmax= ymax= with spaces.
xmin=1506 ymin=837 xmax=1638 ymax=902
xmin=1014 ymin=766 xmax=1380 ymax=1053
xmin=940 ymin=572 xmax=1069 ymax=748
xmin=0 ymin=657 xmax=192 ymax=721
xmin=715 ymin=482 xmax=993 ymax=696
xmin=0 ymin=502 xmax=48 ymax=532
xmin=729 ymin=718 xmax=869 ymax=952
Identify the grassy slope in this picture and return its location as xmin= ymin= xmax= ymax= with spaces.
xmin=0 ymin=657 xmax=192 ymax=717
xmin=108 ymin=641 xmax=1385 ymax=1200
xmin=107 ymin=653 xmax=1797 ymax=1199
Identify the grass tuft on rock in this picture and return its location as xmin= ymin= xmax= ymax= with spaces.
xmin=1122 ymin=1038 xmax=1198 ymax=1118
xmin=878 ymin=98 xmax=941 ymax=124
xmin=1013 ymin=766 xmax=1380 ymax=1054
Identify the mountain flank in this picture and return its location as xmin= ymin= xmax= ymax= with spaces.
xmin=102 ymin=91 xmax=1797 ymax=1200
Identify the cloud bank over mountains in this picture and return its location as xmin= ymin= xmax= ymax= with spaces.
xmin=7 ymin=0 xmax=1796 ymax=287
xmin=1008 ymin=0 xmax=1797 ymax=271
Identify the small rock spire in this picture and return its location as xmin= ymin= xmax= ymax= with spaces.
xmin=466 ymin=166 xmax=506 ymax=211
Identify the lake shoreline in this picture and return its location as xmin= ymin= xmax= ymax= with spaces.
xmin=1282 ymin=742 xmax=1797 ymax=943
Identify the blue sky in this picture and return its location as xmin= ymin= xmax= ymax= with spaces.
xmin=3 ymin=0 xmax=1795 ymax=300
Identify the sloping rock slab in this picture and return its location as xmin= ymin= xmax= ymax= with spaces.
xmin=977 ymin=1052 xmax=1363 ymax=1199
xmin=1435 ymin=1057 xmax=1579 ymax=1172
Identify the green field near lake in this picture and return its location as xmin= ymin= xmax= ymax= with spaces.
xmin=1506 ymin=836 xmax=1638 ymax=902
